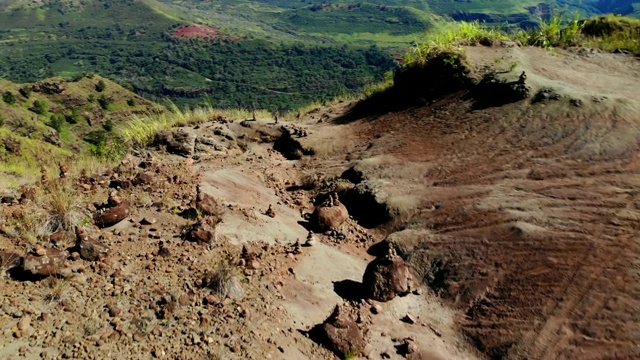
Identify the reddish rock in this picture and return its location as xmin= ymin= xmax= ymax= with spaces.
xmin=132 ymin=172 xmax=154 ymax=186
xmin=362 ymin=253 xmax=415 ymax=302
xmin=196 ymin=192 xmax=222 ymax=217
xmin=49 ymin=230 xmax=75 ymax=248
xmin=185 ymin=221 xmax=214 ymax=243
xmin=76 ymin=227 xmax=109 ymax=261
xmin=313 ymin=304 xmax=367 ymax=358
xmin=109 ymin=179 xmax=133 ymax=190
xmin=311 ymin=203 xmax=349 ymax=231
xmin=22 ymin=248 xmax=68 ymax=277
xmin=94 ymin=200 xmax=130 ymax=228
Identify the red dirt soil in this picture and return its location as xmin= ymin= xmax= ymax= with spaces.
xmin=299 ymin=45 xmax=640 ymax=359
xmin=173 ymin=24 xmax=240 ymax=41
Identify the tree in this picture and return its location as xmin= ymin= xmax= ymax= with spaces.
xmin=2 ymin=91 xmax=15 ymax=105
xmin=95 ymin=79 xmax=106 ymax=92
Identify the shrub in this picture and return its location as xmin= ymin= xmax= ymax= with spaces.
xmin=87 ymin=94 xmax=96 ymax=103
xmin=97 ymin=95 xmax=111 ymax=110
xmin=0 ymin=115 xmax=4 ymax=127
xmin=3 ymin=91 xmax=16 ymax=105
xmin=202 ymin=258 xmax=243 ymax=299
xmin=49 ymin=113 xmax=65 ymax=132
xmin=19 ymin=87 xmax=31 ymax=99
xmin=102 ymin=119 xmax=114 ymax=132
xmin=65 ymin=109 xmax=81 ymax=124
xmin=127 ymin=98 xmax=136 ymax=106
xmin=30 ymin=100 xmax=48 ymax=115
xmin=95 ymin=79 xmax=106 ymax=92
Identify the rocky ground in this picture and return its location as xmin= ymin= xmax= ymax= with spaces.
xmin=1 ymin=42 xmax=640 ymax=360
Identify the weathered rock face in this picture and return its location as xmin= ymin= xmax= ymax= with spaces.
xmin=22 ymin=248 xmax=68 ymax=277
xmin=196 ymin=192 xmax=221 ymax=217
xmin=94 ymin=200 xmax=130 ymax=228
xmin=311 ymin=203 xmax=349 ymax=231
xmin=315 ymin=305 xmax=367 ymax=359
xmin=158 ymin=129 xmax=196 ymax=157
xmin=31 ymin=80 xmax=66 ymax=94
xmin=362 ymin=253 xmax=415 ymax=302
xmin=76 ymin=227 xmax=109 ymax=261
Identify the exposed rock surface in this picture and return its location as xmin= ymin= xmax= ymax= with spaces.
xmin=94 ymin=200 xmax=130 ymax=228
xmin=22 ymin=248 xmax=68 ymax=277
xmin=362 ymin=245 xmax=415 ymax=302
xmin=313 ymin=304 xmax=367 ymax=358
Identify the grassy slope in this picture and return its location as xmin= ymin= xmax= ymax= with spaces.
xmin=0 ymin=75 xmax=161 ymax=185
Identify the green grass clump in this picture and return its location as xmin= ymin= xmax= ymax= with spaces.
xmin=406 ymin=20 xmax=507 ymax=65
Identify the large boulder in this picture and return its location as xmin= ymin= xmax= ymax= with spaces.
xmin=313 ymin=304 xmax=367 ymax=359
xmin=362 ymin=249 xmax=415 ymax=302
xmin=22 ymin=248 xmax=68 ymax=277
xmin=94 ymin=200 xmax=130 ymax=228
xmin=311 ymin=203 xmax=349 ymax=231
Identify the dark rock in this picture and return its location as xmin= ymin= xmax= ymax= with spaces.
xmin=109 ymin=179 xmax=133 ymax=190
xmin=362 ymin=250 xmax=415 ymax=302
xmin=76 ymin=227 xmax=109 ymax=261
xmin=94 ymin=200 xmax=130 ymax=228
xmin=533 ymin=87 xmax=563 ymax=103
xmin=1 ymin=195 xmax=16 ymax=204
xmin=22 ymin=249 xmax=68 ymax=277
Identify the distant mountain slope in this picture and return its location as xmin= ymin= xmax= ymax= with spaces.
xmin=0 ymin=0 xmax=397 ymax=110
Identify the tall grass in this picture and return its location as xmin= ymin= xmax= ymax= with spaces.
xmin=407 ymin=20 xmax=507 ymax=65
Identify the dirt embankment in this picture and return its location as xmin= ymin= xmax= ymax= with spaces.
xmin=296 ymin=44 xmax=640 ymax=359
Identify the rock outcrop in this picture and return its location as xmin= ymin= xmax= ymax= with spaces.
xmin=362 ymin=244 xmax=415 ymax=302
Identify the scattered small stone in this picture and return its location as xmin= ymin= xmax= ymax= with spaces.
xmin=18 ymin=315 xmax=31 ymax=331
xmin=140 ymin=217 xmax=157 ymax=225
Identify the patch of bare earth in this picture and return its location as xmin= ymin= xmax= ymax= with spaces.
xmin=294 ymin=45 xmax=640 ymax=359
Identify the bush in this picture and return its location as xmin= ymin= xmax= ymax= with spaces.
xmin=87 ymin=94 xmax=96 ymax=103
xmin=127 ymin=98 xmax=136 ymax=106
xmin=0 ymin=115 xmax=4 ymax=127
xmin=19 ymin=87 xmax=31 ymax=99
xmin=49 ymin=113 xmax=65 ymax=132
xmin=65 ymin=109 xmax=81 ymax=124
xmin=30 ymin=100 xmax=48 ymax=115
xmin=102 ymin=119 xmax=114 ymax=132
xmin=97 ymin=95 xmax=111 ymax=110
xmin=95 ymin=80 xmax=106 ymax=92
xmin=3 ymin=91 xmax=16 ymax=105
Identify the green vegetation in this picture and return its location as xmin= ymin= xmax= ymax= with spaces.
xmin=31 ymin=100 xmax=48 ymax=115
xmin=2 ymin=91 xmax=16 ymax=105
xmin=405 ymin=14 xmax=640 ymax=66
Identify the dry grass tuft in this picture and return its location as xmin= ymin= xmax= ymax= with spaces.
xmin=202 ymin=258 xmax=243 ymax=300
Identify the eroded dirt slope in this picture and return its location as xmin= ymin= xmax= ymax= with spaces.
xmin=294 ymin=45 xmax=640 ymax=359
